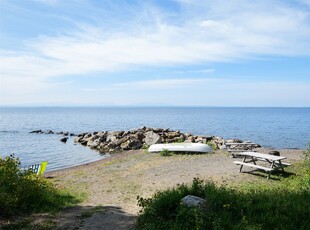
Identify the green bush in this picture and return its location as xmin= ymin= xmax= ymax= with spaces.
xmin=136 ymin=172 xmax=310 ymax=230
xmin=0 ymin=154 xmax=80 ymax=217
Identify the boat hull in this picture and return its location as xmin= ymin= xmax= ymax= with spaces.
xmin=148 ymin=143 xmax=213 ymax=153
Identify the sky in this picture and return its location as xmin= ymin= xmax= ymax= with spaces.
xmin=0 ymin=0 xmax=310 ymax=107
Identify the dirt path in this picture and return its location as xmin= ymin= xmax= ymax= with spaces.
xmin=42 ymin=148 xmax=303 ymax=229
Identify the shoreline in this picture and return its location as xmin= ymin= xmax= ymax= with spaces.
xmin=46 ymin=147 xmax=304 ymax=174
xmin=46 ymin=150 xmax=138 ymax=174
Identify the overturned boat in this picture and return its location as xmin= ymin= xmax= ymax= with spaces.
xmin=148 ymin=143 xmax=213 ymax=153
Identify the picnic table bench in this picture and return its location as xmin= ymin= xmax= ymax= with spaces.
xmin=233 ymin=151 xmax=291 ymax=179
xmin=226 ymin=143 xmax=258 ymax=158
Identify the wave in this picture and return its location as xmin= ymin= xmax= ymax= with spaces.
xmin=0 ymin=131 xmax=19 ymax=133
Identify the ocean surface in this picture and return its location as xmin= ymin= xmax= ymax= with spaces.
xmin=0 ymin=107 xmax=309 ymax=171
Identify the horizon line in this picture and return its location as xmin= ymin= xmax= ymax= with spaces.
xmin=1 ymin=105 xmax=309 ymax=109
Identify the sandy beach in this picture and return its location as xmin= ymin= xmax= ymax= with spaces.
xmin=41 ymin=148 xmax=304 ymax=230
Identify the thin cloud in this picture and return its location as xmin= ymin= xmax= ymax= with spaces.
xmin=113 ymin=78 xmax=217 ymax=90
xmin=77 ymin=78 xmax=310 ymax=107
xmin=173 ymin=69 xmax=215 ymax=74
xmin=33 ymin=0 xmax=58 ymax=5
xmin=1 ymin=0 xmax=310 ymax=81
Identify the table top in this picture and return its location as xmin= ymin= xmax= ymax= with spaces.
xmin=239 ymin=151 xmax=287 ymax=161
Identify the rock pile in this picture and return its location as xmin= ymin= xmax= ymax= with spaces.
xmin=30 ymin=127 xmax=261 ymax=153
xmin=223 ymin=140 xmax=261 ymax=151
xmin=74 ymin=127 xmax=227 ymax=153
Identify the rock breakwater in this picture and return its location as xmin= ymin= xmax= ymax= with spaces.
xmin=30 ymin=127 xmax=261 ymax=153
xmin=73 ymin=127 xmax=260 ymax=153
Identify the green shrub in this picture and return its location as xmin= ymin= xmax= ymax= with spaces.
xmin=207 ymin=141 xmax=217 ymax=151
xmin=0 ymin=154 xmax=80 ymax=217
xmin=159 ymin=149 xmax=172 ymax=156
xmin=136 ymin=172 xmax=310 ymax=230
xmin=176 ymin=137 xmax=184 ymax=143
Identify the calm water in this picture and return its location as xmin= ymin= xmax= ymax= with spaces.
xmin=0 ymin=107 xmax=309 ymax=171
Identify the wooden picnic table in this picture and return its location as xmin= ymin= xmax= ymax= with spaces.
xmin=233 ymin=151 xmax=291 ymax=179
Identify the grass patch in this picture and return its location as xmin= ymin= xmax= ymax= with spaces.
xmin=176 ymin=137 xmax=185 ymax=143
xmin=142 ymin=144 xmax=151 ymax=154
xmin=159 ymin=149 xmax=172 ymax=157
xmin=79 ymin=206 xmax=105 ymax=219
xmin=142 ymin=144 xmax=150 ymax=150
xmin=0 ymin=155 xmax=82 ymax=218
xmin=136 ymin=146 xmax=310 ymax=229
xmin=1 ymin=217 xmax=56 ymax=230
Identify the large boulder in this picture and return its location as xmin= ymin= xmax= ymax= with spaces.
xmin=181 ymin=195 xmax=208 ymax=209
xmin=106 ymin=134 xmax=117 ymax=142
xmin=129 ymin=139 xmax=142 ymax=149
xmin=195 ymin=136 xmax=208 ymax=144
xmin=111 ymin=131 xmax=124 ymax=137
xmin=120 ymin=139 xmax=142 ymax=150
xmin=86 ymin=135 xmax=98 ymax=146
xmin=166 ymin=131 xmax=181 ymax=139
xmin=120 ymin=141 xmax=130 ymax=150
xmin=74 ymin=136 xmax=83 ymax=143
xmin=143 ymin=131 xmax=162 ymax=145
xmin=89 ymin=139 xmax=101 ymax=149
xmin=132 ymin=132 xmax=145 ymax=142
xmin=184 ymin=136 xmax=195 ymax=143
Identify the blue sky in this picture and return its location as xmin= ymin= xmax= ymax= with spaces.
xmin=1 ymin=0 xmax=310 ymax=106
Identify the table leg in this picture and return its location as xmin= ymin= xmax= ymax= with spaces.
xmin=267 ymin=161 xmax=275 ymax=179
xmin=252 ymin=157 xmax=257 ymax=165
xmin=239 ymin=156 xmax=246 ymax=172
xmin=267 ymin=171 xmax=271 ymax=179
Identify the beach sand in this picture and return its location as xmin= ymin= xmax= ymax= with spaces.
xmin=39 ymin=148 xmax=303 ymax=229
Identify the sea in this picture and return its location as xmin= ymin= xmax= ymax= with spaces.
xmin=0 ymin=107 xmax=309 ymax=172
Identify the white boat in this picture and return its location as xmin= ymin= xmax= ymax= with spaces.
xmin=148 ymin=143 xmax=213 ymax=153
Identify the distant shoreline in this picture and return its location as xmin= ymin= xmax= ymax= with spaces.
xmin=1 ymin=105 xmax=310 ymax=108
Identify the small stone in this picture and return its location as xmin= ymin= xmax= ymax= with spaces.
xmin=60 ymin=137 xmax=68 ymax=143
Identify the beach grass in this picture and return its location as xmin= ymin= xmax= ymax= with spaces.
xmin=160 ymin=149 xmax=173 ymax=156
